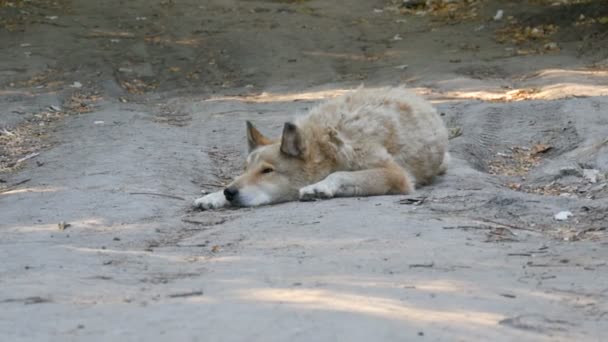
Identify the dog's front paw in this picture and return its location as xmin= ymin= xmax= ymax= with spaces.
xmin=299 ymin=182 xmax=335 ymax=201
xmin=193 ymin=191 xmax=228 ymax=210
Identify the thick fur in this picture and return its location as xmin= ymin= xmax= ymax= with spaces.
xmin=194 ymin=87 xmax=449 ymax=209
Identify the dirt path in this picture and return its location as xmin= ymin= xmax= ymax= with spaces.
xmin=1 ymin=0 xmax=607 ymax=341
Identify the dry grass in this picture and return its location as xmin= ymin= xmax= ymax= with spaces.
xmin=0 ymin=92 xmax=101 ymax=174
xmin=488 ymin=144 xmax=552 ymax=176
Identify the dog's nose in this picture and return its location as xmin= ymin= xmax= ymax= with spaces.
xmin=223 ymin=187 xmax=238 ymax=202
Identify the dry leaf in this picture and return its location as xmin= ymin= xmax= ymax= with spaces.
xmin=58 ymin=221 xmax=70 ymax=230
xmin=531 ymin=144 xmax=552 ymax=155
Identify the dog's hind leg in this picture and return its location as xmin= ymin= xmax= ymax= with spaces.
xmin=299 ymin=162 xmax=414 ymax=201
xmin=437 ymin=152 xmax=450 ymax=175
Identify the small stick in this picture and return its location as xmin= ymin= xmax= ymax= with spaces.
xmin=0 ymin=178 xmax=32 ymax=194
xmin=182 ymin=218 xmax=227 ymax=226
xmin=12 ymin=178 xmax=31 ymax=187
xmin=475 ymin=218 xmax=535 ymax=231
xmin=17 ymin=153 xmax=39 ymax=164
xmin=199 ymin=182 xmax=225 ymax=188
xmin=129 ymin=192 xmax=185 ymax=201
xmin=0 ymin=128 xmax=15 ymax=136
xmin=443 ymin=225 xmax=491 ymax=230
xmin=168 ymin=291 xmax=203 ymax=298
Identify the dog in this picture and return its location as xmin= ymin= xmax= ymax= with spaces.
xmin=194 ymin=86 xmax=449 ymax=209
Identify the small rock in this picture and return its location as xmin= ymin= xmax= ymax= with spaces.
xmin=559 ymin=166 xmax=582 ymax=177
xmin=70 ymin=81 xmax=83 ymax=88
xmin=392 ymin=34 xmax=403 ymax=41
xmin=58 ymin=221 xmax=70 ymax=230
xmin=448 ymin=127 xmax=462 ymax=139
xmin=530 ymin=28 xmax=542 ymax=37
xmin=94 ymin=121 xmax=105 ymax=125
xmin=394 ymin=64 xmax=408 ymax=70
xmin=49 ymin=105 xmax=61 ymax=112
xmin=554 ymin=211 xmax=573 ymax=221
xmin=543 ymin=42 xmax=559 ymax=51
xmin=46 ymin=16 xmax=59 ymax=20
xmin=589 ymin=183 xmax=607 ymax=192
xmin=493 ymin=9 xmax=504 ymax=21
xmin=582 ymin=169 xmax=600 ymax=183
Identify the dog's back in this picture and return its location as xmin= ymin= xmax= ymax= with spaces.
xmin=298 ymin=87 xmax=449 ymax=186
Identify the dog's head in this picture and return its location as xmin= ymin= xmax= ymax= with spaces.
xmin=222 ymin=121 xmax=311 ymax=207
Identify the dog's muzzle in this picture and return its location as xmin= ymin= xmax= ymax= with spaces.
xmin=223 ymin=187 xmax=239 ymax=202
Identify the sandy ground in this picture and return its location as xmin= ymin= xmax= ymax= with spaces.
xmin=1 ymin=0 xmax=608 ymax=341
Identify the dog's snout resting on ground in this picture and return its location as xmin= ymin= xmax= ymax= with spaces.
xmin=194 ymin=87 xmax=449 ymax=209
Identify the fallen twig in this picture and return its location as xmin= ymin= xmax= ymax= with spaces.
xmin=409 ymin=262 xmax=434 ymax=268
xmin=443 ymin=225 xmax=491 ymax=230
xmin=12 ymin=178 xmax=31 ymax=187
xmin=199 ymin=182 xmax=225 ymax=188
xmin=0 ymin=128 xmax=15 ymax=136
xmin=0 ymin=178 xmax=32 ymax=194
xmin=398 ymin=196 xmax=427 ymax=205
xmin=507 ymin=253 xmax=532 ymax=257
xmin=16 ymin=153 xmax=39 ymax=164
xmin=0 ymin=296 xmax=52 ymax=304
xmin=181 ymin=218 xmax=227 ymax=226
xmin=168 ymin=291 xmax=203 ymax=298
xmin=475 ymin=218 xmax=535 ymax=231
xmin=86 ymin=29 xmax=136 ymax=38
xmin=576 ymin=226 xmax=607 ymax=238
xmin=129 ymin=192 xmax=185 ymax=200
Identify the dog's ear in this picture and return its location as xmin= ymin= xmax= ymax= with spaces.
xmin=280 ymin=122 xmax=305 ymax=158
xmin=246 ymin=121 xmax=272 ymax=152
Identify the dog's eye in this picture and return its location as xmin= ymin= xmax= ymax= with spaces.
xmin=261 ymin=167 xmax=274 ymax=174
